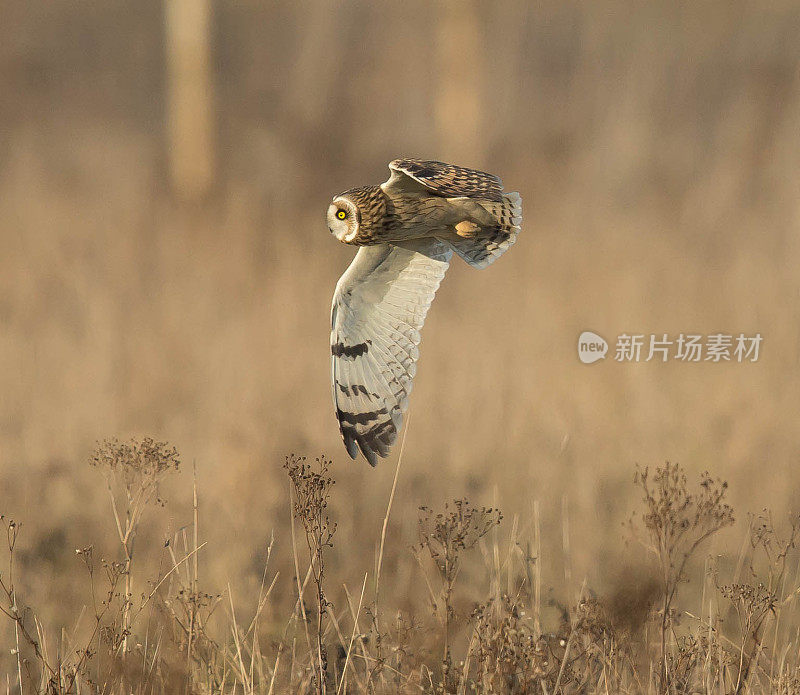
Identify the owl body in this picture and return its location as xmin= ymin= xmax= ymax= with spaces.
xmin=328 ymin=185 xmax=455 ymax=246
xmin=329 ymin=159 xmax=522 ymax=466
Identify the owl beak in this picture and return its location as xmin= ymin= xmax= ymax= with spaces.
xmin=327 ymin=204 xmax=337 ymax=231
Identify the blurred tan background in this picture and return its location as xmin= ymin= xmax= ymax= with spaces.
xmin=1 ymin=0 xmax=799 ymax=638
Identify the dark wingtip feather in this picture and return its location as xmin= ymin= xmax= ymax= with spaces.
xmin=343 ymin=432 xmax=359 ymax=460
xmin=360 ymin=444 xmax=378 ymax=467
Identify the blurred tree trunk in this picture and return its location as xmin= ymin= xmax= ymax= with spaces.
xmin=164 ymin=0 xmax=215 ymax=200
xmin=285 ymin=2 xmax=346 ymax=131
xmin=435 ymin=0 xmax=485 ymax=165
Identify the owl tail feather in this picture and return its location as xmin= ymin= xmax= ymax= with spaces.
xmin=445 ymin=192 xmax=522 ymax=269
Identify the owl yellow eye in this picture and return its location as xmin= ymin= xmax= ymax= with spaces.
xmin=336 ymin=209 xmax=347 ymax=220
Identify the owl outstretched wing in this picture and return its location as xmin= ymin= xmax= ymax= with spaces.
xmin=331 ymin=238 xmax=452 ymax=466
xmin=382 ymin=158 xmax=504 ymax=202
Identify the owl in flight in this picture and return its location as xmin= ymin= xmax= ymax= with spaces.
xmin=329 ymin=159 xmax=522 ymax=466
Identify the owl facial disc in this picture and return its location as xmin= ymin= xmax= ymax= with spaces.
xmin=327 ymin=198 xmax=359 ymax=243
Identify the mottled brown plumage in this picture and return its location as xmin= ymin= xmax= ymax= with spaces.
xmin=327 ymin=159 xmax=519 ymax=256
xmin=388 ymin=158 xmax=505 ymax=201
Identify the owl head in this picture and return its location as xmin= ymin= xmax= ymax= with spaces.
xmin=328 ymin=186 xmax=387 ymax=245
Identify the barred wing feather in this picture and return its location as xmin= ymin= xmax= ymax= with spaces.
xmin=383 ymin=158 xmax=505 ymax=202
xmin=331 ymin=238 xmax=452 ymax=466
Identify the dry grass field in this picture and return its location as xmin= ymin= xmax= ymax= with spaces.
xmin=2 ymin=1 xmax=800 ymax=692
